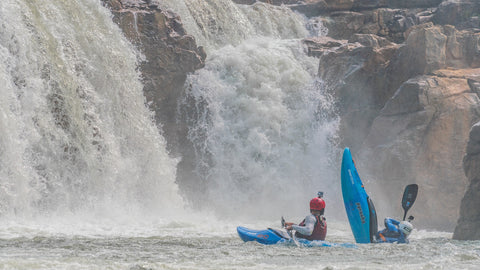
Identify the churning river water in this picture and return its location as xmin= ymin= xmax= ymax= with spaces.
xmin=1 ymin=218 xmax=479 ymax=270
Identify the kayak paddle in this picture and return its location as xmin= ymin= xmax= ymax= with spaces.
xmin=281 ymin=216 xmax=300 ymax=247
xmin=401 ymin=184 xmax=418 ymax=221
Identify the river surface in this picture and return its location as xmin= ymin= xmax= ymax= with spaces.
xmin=1 ymin=218 xmax=479 ymax=270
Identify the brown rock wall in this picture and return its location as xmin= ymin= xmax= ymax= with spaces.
xmin=102 ymin=0 xmax=205 ymax=156
xmin=233 ymin=0 xmax=442 ymax=11
xmin=454 ymin=121 xmax=480 ymax=240
xmin=309 ymin=35 xmax=398 ymax=148
xmin=102 ymin=0 xmax=206 ymax=202
xmin=386 ymin=0 xmax=443 ymax=9
xmin=305 ymin=7 xmax=480 ymax=230
xmin=360 ymin=72 xmax=480 ymax=230
xmin=386 ymin=24 xmax=480 ymax=107
xmin=434 ymin=0 xmax=480 ymax=29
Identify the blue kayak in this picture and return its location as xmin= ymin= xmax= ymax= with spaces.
xmin=237 ymin=226 xmax=356 ymax=248
xmin=237 ymin=226 xmax=287 ymax=245
xmin=341 ymin=148 xmax=378 ymax=243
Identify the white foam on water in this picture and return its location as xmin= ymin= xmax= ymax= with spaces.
xmin=161 ymin=0 xmax=340 ymax=219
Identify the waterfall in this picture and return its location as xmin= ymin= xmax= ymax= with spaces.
xmin=161 ymin=0 xmax=340 ymax=219
xmin=158 ymin=0 xmax=310 ymax=50
xmin=0 ymin=0 xmax=183 ymax=220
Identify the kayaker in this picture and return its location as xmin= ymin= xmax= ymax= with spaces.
xmin=376 ymin=215 xmax=414 ymax=243
xmin=284 ymin=196 xmax=327 ymax=241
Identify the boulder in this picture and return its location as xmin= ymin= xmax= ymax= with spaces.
xmin=453 ymin=72 xmax=480 ymax=239
xmin=321 ymin=11 xmax=368 ymax=40
xmin=321 ymin=8 xmax=421 ymax=43
xmin=433 ymin=0 xmax=480 ymax=30
xmin=303 ymin=36 xmax=348 ymax=57
xmin=232 ymin=0 xmax=257 ymax=4
xmin=386 ymin=24 xmax=480 ymax=98
xmin=453 ymin=121 xmax=480 ymax=240
xmin=386 ymin=0 xmax=443 ymax=8
xmin=324 ymin=0 xmax=355 ymax=10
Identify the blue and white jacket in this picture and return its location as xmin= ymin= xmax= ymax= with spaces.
xmin=375 ymin=218 xmax=409 ymax=243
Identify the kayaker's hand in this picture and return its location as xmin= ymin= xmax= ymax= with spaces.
xmin=286 ymin=225 xmax=293 ymax=230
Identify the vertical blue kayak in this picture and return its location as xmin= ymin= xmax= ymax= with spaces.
xmin=341 ymin=148 xmax=377 ymax=243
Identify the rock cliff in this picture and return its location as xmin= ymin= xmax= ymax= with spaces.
xmin=454 ymin=121 xmax=480 ymax=240
xmin=101 ymin=0 xmax=206 ymax=157
xmin=299 ymin=0 xmax=480 ymax=231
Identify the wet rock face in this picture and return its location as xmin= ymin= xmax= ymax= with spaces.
xmin=102 ymin=0 xmax=208 ymax=205
xmin=364 ymin=25 xmax=480 ymax=230
xmin=312 ymin=31 xmax=480 ymax=231
xmin=360 ymin=71 xmax=480 ymax=231
xmin=386 ymin=24 xmax=480 ymax=95
xmin=454 ymin=122 xmax=480 ymax=240
xmin=304 ymin=34 xmax=399 ymax=149
xmin=101 ymin=0 xmax=206 ymax=155
xmin=434 ymin=0 xmax=480 ymax=29
xmin=303 ymin=1 xmax=480 ymax=230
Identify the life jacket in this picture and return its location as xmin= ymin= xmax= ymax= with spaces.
xmin=295 ymin=215 xmax=327 ymax=241
xmin=376 ymin=228 xmax=408 ymax=243
xmin=378 ymin=228 xmax=400 ymax=239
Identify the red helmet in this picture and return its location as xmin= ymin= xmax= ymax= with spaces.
xmin=310 ymin=197 xmax=325 ymax=211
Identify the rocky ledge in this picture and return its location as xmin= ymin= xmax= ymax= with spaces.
xmin=101 ymin=0 xmax=206 ymax=156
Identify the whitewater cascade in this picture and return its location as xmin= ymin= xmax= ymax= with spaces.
xmin=0 ymin=0 xmax=340 ymax=222
xmin=160 ymin=0 xmax=340 ymax=218
xmin=0 ymin=0 xmax=183 ymax=220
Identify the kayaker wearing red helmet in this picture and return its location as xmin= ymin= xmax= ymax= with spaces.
xmin=285 ymin=195 xmax=327 ymax=241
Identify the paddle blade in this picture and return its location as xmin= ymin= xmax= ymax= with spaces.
xmin=401 ymin=184 xmax=418 ymax=220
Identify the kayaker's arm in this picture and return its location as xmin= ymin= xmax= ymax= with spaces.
xmin=284 ymin=222 xmax=294 ymax=230
xmin=291 ymin=215 xmax=315 ymax=236
xmin=385 ymin=218 xmax=400 ymax=233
